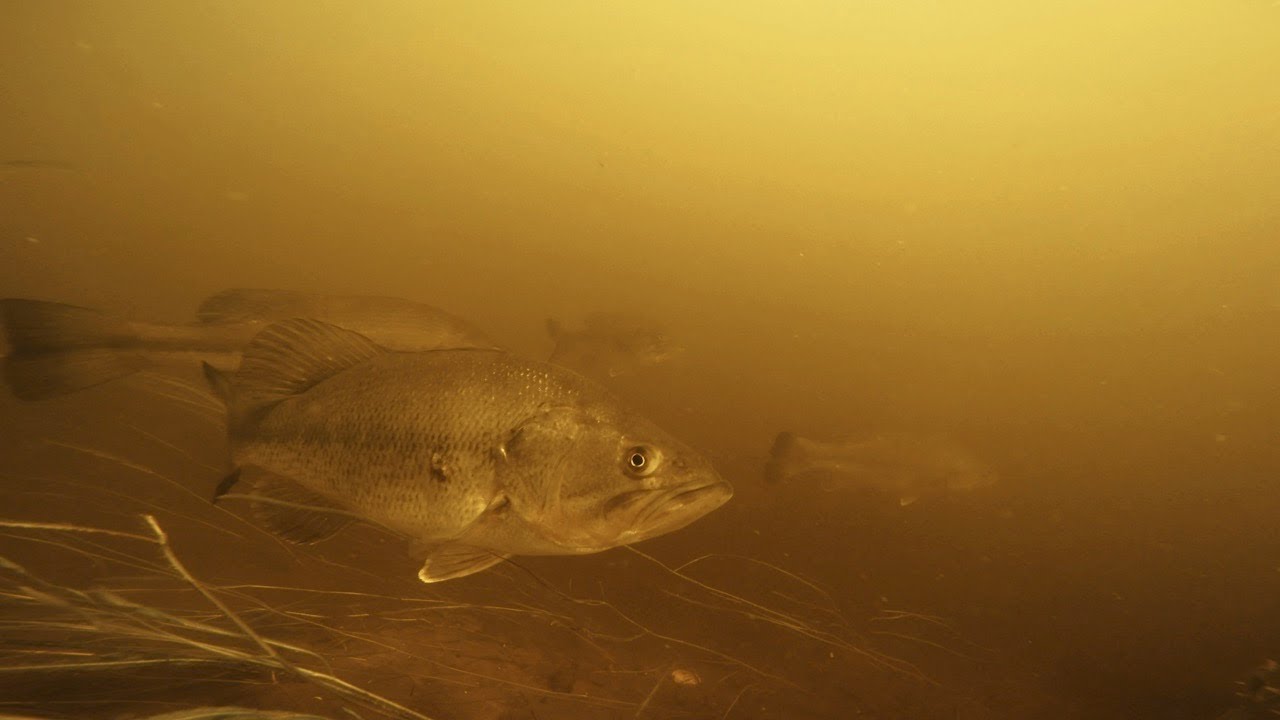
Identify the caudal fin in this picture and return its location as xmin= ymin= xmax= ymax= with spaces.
xmin=1 ymin=299 xmax=142 ymax=400
xmin=764 ymin=431 xmax=801 ymax=485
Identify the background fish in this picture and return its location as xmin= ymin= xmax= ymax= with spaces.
xmin=0 ymin=288 xmax=495 ymax=400
xmin=764 ymin=431 xmax=997 ymax=506
xmin=205 ymin=318 xmax=732 ymax=583
xmin=1212 ymin=659 xmax=1280 ymax=720
xmin=546 ymin=311 xmax=682 ymax=379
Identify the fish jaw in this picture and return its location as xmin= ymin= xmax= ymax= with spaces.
xmin=609 ymin=477 xmax=734 ymax=546
xmin=478 ymin=476 xmax=732 ymax=557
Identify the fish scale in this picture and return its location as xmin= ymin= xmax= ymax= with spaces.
xmin=242 ymin=352 xmax=537 ymax=536
xmin=205 ymin=318 xmax=733 ymax=583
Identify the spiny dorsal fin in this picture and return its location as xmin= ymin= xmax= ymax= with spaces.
xmin=235 ymin=318 xmax=382 ymax=409
xmin=196 ymin=288 xmax=311 ymax=324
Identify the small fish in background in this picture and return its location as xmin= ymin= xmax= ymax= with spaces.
xmin=764 ymin=431 xmax=997 ymax=506
xmin=1212 ymin=659 xmax=1279 ymax=720
xmin=203 ymin=318 xmax=732 ymax=583
xmin=546 ymin=311 xmax=683 ymax=379
xmin=0 ymin=288 xmax=496 ymax=400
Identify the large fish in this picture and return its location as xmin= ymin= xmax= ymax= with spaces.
xmin=764 ymin=431 xmax=997 ymax=506
xmin=0 ymin=289 xmax=495 ymax=400
xmin=202 ymin=318 xmax=732 ymax=583
xmin=545 ymin=311 xmax=682 ymax=379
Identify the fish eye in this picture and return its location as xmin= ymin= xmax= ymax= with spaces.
xmin=624 ymin=445 xmax=659 ymax=477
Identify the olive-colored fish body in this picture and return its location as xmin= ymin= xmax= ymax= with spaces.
xmin=0 ymin=289 xmax=494 ymax=400
xmin=206 ymin=319 xmax=731 ymax=583
xmin=546 ymin=311 xmax=681 ymax=379
xmin=765 ymin=431 xmax=996 ymax=506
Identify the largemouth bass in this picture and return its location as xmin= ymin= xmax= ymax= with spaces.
xmin=546 ymin=311 xmax=682 ymax=379
xmin=764 ymin=431 xmax=997 ymax=506
xmin=203 ymin=318 xmax=732 ymax=583
xmin=0 ymin=288 xmax=495 ymax=400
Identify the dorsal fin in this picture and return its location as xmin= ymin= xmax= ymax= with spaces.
xmin=235 ymin=318 xmax=383 ymax=409
xmin=196 ymin=288 xmax=311 ymax=323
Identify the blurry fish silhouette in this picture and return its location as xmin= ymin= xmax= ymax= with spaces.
xmin=764 ymin=431 xmax=997 ymax=506
xmin=1213 ymin=659 xmax=1280 ymax=720
xmin=203 ymin=318 xmax=732 ymax=583
xmin=1 ymin=288 xmax=496 ymax=400
xmin=546 ymin=311 xmax=682 ymax=379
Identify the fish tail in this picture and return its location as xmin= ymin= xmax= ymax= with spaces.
xmin=764 ymin=431 xmax=803 ymax=484
xmin=1 ymin=299 xmax=144 ymax=400
xmin=545 ymin=317 xmax=562 ymax=339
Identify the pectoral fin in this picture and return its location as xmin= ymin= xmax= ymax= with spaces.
xmin=418 ymin=543 xmax=508 ymax=583
xmin=214 ymin=467 xmax=356 ymax=544
xmin=898 ymin=494 xmax=919 ymax=507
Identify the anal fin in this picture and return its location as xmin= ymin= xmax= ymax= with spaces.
xmin=216 ymin=466 xmax=357 ymax=544
xmin=418 ymin=543 xmax=508 ymax=583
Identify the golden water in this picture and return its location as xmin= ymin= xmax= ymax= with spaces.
xmin=1 ymin=3 xmax=1278 ymax=718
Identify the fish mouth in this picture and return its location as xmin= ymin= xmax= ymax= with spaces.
xmin=627 ymin=479 xmax=733 ymax=542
